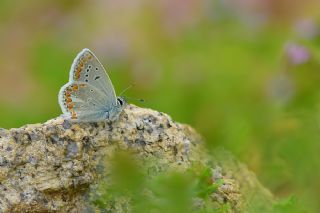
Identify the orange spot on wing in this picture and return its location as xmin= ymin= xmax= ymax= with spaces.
xmin=71 ymin=111 xmax=77 ymax=119
xmin=74 ymin=56 xmax=91 ymax=80
xmin=67 ymin=103 xmax=74 ymax=109
xmin=73 ymin=84 xmax=79 ymax=91
xmin=65 ymin=97 xmax=72 ymax=103
xmin=74 ymin=58 xmax=85 ymax=80
xmin=74 ymin=69 xmax=81 ymax=80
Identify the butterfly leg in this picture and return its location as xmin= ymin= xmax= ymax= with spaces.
xmin=103 ymin=111 xmax=113 ymax=129
xmin=104 ymin=111 xmax=110 ymax=120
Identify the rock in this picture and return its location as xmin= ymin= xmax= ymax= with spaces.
xmin=0 ymin=105 xmax=274 ymax=212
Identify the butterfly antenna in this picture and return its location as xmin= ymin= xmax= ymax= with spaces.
xmin=125 ymin=97 xmax=145 ymax=102
xmin=119 ymin=84 xmax=135 ymax=97
xmin=119 ymin=84 xmax=145 ymax=102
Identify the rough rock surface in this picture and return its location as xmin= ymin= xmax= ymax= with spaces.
xmin=0 ymin=104 xmax=274 ymax=212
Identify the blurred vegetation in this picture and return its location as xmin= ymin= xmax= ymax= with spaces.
xmin=90 ymin=151 xmax=231 ymax=213
xmin=90 ymin=150 xmax=303 ymax=212
xmin=0 ymin=0 xmax=320 ymax=212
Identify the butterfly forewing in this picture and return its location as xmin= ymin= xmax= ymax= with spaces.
xmin=69 ymin=48 xmax=117 ymax=106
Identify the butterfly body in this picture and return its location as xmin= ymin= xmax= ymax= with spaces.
xmin=58 ymin=49 xmax=126 ymax=122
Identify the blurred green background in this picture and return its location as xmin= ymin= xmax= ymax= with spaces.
xmin=0 ymin=0 xmax=320 ymax=212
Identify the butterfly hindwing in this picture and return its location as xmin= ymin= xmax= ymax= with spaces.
xmin=58 ymin=81 xmax=110 ymax=122
xmin=69 ymin=48 xmax=117 ymax=106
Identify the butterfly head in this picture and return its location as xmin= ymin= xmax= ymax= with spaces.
xmin=117 ymin=96 xmax=126 ymax=108
xmin=103 ymin=97 xmax=127 ymax=122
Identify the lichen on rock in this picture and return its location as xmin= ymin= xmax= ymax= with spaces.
xmin=0 ymin=104 xmax=273 ymax=212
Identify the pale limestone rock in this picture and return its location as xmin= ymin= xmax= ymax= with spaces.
xmin=0 ymin=105 xmax=273 ymax=212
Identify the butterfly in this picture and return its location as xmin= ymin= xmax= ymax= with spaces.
xmin=58 ymin=48 xmax=126 ymax=122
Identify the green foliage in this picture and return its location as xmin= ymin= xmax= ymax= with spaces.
xmin=90 ymin=152 xmax=230 ymax=213
xmin=195 ymin=168 xmax=224 ymax=199
xmin=272 ymin=196 xmax=306 ymax=213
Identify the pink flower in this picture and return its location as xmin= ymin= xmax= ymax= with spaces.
xmin=294 ymin=18 xmax=320 ymax=39
xmin=285 ymin=42 xmax=310 ymax=65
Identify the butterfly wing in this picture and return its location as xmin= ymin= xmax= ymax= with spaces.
xmin=69 ymin=48 xmax=117 ymax=107
xmin=58 ymin=82 xmax=111 ymax=122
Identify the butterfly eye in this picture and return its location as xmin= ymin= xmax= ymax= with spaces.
xmin=117 ymin=98 xmax=123 ymax=106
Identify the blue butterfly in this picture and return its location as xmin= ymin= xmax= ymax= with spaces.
xmin=58 ymin=48 xmax=125 ymax=122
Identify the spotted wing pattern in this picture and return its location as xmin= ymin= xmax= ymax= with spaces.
xmin=58 ymin=48 xmax=123 ymax=122
xmin=69 ymin=48 xmax=117 ymax=105
xmin=58 ymin=82 xmax=111 ymax=122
